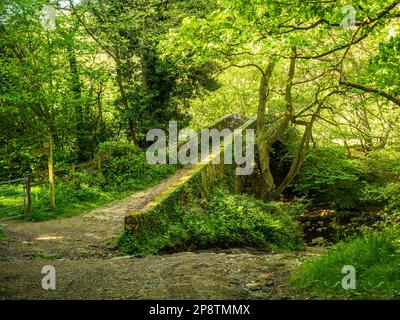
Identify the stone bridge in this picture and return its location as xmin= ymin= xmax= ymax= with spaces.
xmin=124 ymin=114 xmax=258 ymax=234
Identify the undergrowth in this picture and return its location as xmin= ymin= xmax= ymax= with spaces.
xmin=0 ymin=141 xmax=178 ymax=221
xmin=290 ymin=226 xmax=400 ymax=299
xmin=118 ymin=187 xmax=305 ymax=256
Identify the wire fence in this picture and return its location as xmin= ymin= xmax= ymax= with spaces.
xmin=0 ymin=177 xmax=31 ymax=221
xmin=0 ymin=158 xmax=104 ymax=221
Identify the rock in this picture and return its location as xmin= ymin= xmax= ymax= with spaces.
xmin=311 ymin=237 xmax=325 ymax=245
xmin=264 ymin=280 xmax=275 ymax=287
xmin=245 ymin=281 xmax=263 ymax=291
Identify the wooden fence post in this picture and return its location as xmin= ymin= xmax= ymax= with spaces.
xmin=25 ymin=176 xmax=32 ymax=213
xmin=48 ymin=136 xmax=55 ymax=209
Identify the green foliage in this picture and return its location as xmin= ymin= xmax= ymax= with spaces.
xmin=118 ymin=187 xmax=304 ymax=256
xmin=95 ymin=141 xmax=177 ymax=191
xmin=76 ymin=0 xmax=218 ymax=146
xmin=291 ymin=227 xmax=400 ymax=299
xmin=359 ymin=148 xmax=400 ymax=182
xmin=0 ymin=141 xmax=178 ymax=221
xmin=189 ymin=67 xmax=259 ymax=129
xmin=360 ymin=182 xmax=400 ymax=211
xmin=292 ymin=147 xmax=363 ymax=209
xmin=362 ymin=35 xmax=400 ymax=98
xmin=183 ymin=188 xmax=304 ymax=250
xmin=25 ymin=182 xmax=120 ymax=221
xmin=35 ymin=182 xmax=103 ymax=207
xmin=293 ymin=146 xmax=400 ymax=211
xmin=0 ymin=227 xmax=4 ymax=241
xmin=0 ymin=0 xmax=217 ymax=178
xmin=118 ymin=223 xmax=189 ymax=256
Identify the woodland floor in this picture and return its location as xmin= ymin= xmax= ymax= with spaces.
xmin=0 ymin=166 xmax=320 ymax=300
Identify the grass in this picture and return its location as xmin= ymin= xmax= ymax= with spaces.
xmin=0 ymin=184 xmax=127 ymax=221
xmin=0 ymin=184 xmax=26 ymax=220
xmin=0 ymin=227 xmax=4 ymax=240
xmin=26 ymin=186 xmax=134 ymax=221
xmin=290 ymin=227 xmax=400 ymax=299
xmin=0 ymin=166 xmax=178 ymax=222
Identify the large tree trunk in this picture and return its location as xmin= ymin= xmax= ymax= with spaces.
xmin=273 ymin=113 xmax=318 ymax=197
xmin=257 ymin=54 xmax=297 ymax=199
xmin=256 ymin=61 xmax=277 ymax=197
xmin=115 ymin=55 xmax=137 ymax=144
xmin=67 ymin=38 xmax=87 ymax=161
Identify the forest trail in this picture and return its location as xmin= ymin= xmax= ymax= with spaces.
xmin=0 ymin=165 xmax=196 ymax=260
xmin=0 ymin=166 xmax=316 ymax=300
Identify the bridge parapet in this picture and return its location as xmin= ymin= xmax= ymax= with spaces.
xmin=124 ymin=114 xmax=256 ymax=234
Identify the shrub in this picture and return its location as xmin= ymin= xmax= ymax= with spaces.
xmin=25 ymin=181 xmax=109 ymax=221
xmin=118 ymin=187 xmax=305 ymax=256
xmin=95 ymin=141 xmax=177 ymax=191
xmin=360 ymin=182 xmax=400 ymax=211
xmin=184 ymin=188 xmax=304 ymax=250
xmin=361 ymin=149 xmax=400 ymax=181
xmin=292 ymin=147 xmax=363 ymax=209
xmin=118 ymin=223 xmax=189 ymax=256
xmin=21 ymin=141 xmax=178 ymax=222
xmin=34 ymin=181 xmax=103 ymax=209
xmin=290 ymin=227 xmax=400 ymax=299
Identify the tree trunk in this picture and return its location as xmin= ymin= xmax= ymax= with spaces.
xmin=257 ymin=54 xmax=296 ymax=199
xmin=273 ymin=112 xmax=318 ymax=197
xmin=256 ymin=61 xmax=277 ymax=197
xmin=115 ymin=55 xmax=137 ymax=144
xmin=67 ymin=38 xmax=86 ymax=161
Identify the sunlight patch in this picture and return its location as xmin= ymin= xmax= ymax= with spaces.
xmin=36 ymin=236 xmax=64 ymax=241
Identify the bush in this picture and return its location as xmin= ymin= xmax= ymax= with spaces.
xmin=290 ymin=227 xmax=400 ymax=299
xmin=26 ymin=181 xmax=110 ymax=221
xmin=361 ymin=149 xmax=400 ymax=181
xmin=184 ymin=188 xmax=304 ymax=250
xmin=292 ymin=147 xmax=363 ymax=209
xmin=34 ymin=181 xmax=103 ymax=209
xmin=21 ymin=141 xmax=178 ymax=221
xmin=360 ymin=182 xmax=400 ymax=211
xmin=118 ymin=223 xmax=189 ymax=256
xmin=118 ymin=187 xmax=305 ymax=256
xmin=95 ymin=141 xmax=177 ymax=191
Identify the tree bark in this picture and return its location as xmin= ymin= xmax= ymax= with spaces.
xmin=273 ymin=111 xmax=318 ymax=197
xmin=257 ymin=53 xmax=296 ymax=199
xmin=115 ymin=55 xmax=137 ymax=144
xmin=256 ymin=60 xmax=277 ymax=197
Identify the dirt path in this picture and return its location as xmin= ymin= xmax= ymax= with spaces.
xmin=0 ymin=166 xmax=196 ymax=261
xmin=0 ymin=251 xmax=316 ymax=300
xmin=0 ymin=166 xmax=315 ymax=300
